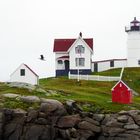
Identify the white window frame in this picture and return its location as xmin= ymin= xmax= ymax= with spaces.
xmin=58 ymin=60 xmax=63 ymax=65
xmin=75 ymin=45 xmax=85 ymax=54
xmin=75 ymin=58 xmax=85 ymax=67
xmin=20 ymin=69 xmax=25 ymax=76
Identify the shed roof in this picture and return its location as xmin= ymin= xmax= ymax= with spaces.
xmin=111 ymin=80 xmax=131 ymax=91
xmin=92 ymin=58 xmax=127 ymax=63
xmin=57 ymin=56 xmax=69 ymax=59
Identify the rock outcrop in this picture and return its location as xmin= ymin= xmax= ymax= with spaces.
xmin=1 ymin=100 xmax=140 ymax=140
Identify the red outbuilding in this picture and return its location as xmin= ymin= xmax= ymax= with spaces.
xmin=111 ymin=80 xmax=132 ymax=104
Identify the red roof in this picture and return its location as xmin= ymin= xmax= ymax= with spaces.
xmin=57 ymin=56 xmax=69 ymax=59
xmin=112 ymin=80 xmax=131 ymax=91
xmin=53 ymin=38 xmax=93 ymax=52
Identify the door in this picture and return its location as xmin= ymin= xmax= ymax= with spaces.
xmin=64 ymin=60 xmax=69 ymax=71
xmin=94 ymin=63 xmax=98 ymax=72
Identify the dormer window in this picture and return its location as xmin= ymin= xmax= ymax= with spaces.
xmin=75 ymin=45 xmax=85 ymax=54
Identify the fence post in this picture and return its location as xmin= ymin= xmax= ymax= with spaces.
xmin=87 ymin=75 xmax=88 ymax=80
xmin=68 ymin=71 xmax=70 ymax=79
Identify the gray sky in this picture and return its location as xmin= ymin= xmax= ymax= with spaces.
xmin=0 ymin=0 xmax=140 ymax=81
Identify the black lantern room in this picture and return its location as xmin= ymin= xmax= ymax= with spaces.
xmin=125 ymin=17 xmax=140 ymax=32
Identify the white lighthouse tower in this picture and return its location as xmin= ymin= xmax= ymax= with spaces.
xmin=125 ymin=17 xmax=140 ymax=67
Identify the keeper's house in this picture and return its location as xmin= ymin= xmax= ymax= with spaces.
xmin=53 ymin=33 xmax=93 ymax=76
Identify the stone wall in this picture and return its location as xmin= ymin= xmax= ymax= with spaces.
xmin=0 ymin=99 xmax=140 ymax=140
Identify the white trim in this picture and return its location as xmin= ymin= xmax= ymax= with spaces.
xmin=54 ymin=52 xmax=69 ymax=54
xmin=67 ymin=36 xmax=93 ymax=53
xmin=81 ymin=37 xmax=93 ymax=53
xmin=111 ymin=80 xmax=131 ymax=91
xmin=67 ymin=37 xmax=79 ymax=52
xmin=57 ymin=58 xmax=69 ymax=60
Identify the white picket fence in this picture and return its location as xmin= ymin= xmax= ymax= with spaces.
xmin=68 ymin=67 xmax=124 ymax=82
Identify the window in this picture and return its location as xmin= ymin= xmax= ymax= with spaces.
xmin=75 ymin=45 xmax=85 ymax=54
xmin=75 ymin=58 xmax=85 ymax=66
xmin=20 ymin=69 xmax=25 ymax=76
xmin=110 ymin=60 xmax=114 ymax=67
xmin=138 ymin=60 xmax=140 ymax=65
xmin=58 ymin=60 xmax=63 ymax=64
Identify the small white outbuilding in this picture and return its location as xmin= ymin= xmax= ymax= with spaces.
xmin=10 ymin=63 xmax=39 ymax=85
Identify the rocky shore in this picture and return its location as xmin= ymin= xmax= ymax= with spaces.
xmin=0 ymin=99 xmax=140 ymax=140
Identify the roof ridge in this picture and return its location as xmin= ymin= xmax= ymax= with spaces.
xmin=23 ymin=64 xmax=39 ymax=77
xmin=111 ymin=80 xmax=131 ymax=91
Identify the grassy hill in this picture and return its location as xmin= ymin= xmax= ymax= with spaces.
xmin=40 ymin=77 xmax=115 ymax=112
xmin=39 ymin=67 xmax=140 ymax=113
xmin=122 ymin=68 xmax=140 ymax=93
xmin=92 ymin=68 xmax=122 ymax=76
xmin=92 ymin=67 xmax=140 ymax=94
xmin=1 ymin=67 xmax=140 ymax=113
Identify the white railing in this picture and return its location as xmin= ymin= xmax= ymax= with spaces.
xmin=69 ymin=73 xmax=120 ymax=81
xmin=68 ymin=67 xmax=124 ymax=82
xmin=120 ymin=67 xmax=124 ymax=79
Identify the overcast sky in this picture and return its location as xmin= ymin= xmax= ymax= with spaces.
xmin=0 ymin=0 xmax=140 ymax=81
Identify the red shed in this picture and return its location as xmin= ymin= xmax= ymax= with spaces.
xmin=111 ymin=80 xmax=132 ymax=104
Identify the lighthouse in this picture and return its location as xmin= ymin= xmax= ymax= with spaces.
xmin=125 ymin=17 xmax=140 ymax=67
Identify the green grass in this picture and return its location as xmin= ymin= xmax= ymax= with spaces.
xmin=1 ymin=67 xmax=140 ymax=112
xmin=2 ymin=98 xmax=40 ymax=110
xmin=0 ymin=83 xmax=46 ymax=98
xmin=0 ymin=83 xmax=43 ymax=110
xmin=92 ymin=68 xmax=122 ymax=76
xmin=122 ymin=67 xmax=140 ymax=94
xmin=39 ymin=76 xmax=140 ymax=113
